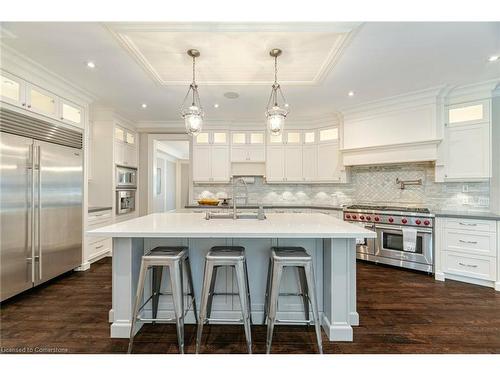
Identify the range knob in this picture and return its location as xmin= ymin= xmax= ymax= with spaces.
xmin=345 ymin=214 xmax=351 ymax=219
xmin=374 ymin=217 xmax=380 ymax=222
xmin=366 ymin=216 xmax=371 ymax=221
xmin=401 ymin=218 xmax=408 ymax=224
xmin=415 ymin=219 xmax=421 ymax=225
xmin=388 ymin=217 xmax=394 ymax=223
xmin=352 ymin=215 xmax=357 ymax=219
xmin=424 ymin=220 xmax=430 ymax=226
xmin=360 ymin=215 xmax=365 ymax=220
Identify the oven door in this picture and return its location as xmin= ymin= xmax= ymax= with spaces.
xmin=116 ymin=190 xmax=136 ymax=215
xmin=116 ymin=167 xmax=137 ymax=189
xmin=375 ymin=225 xmax=433 ymax=265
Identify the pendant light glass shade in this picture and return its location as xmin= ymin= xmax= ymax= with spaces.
xmin=181 ymin=49 xmax=204 ymax=136
xmin=266 ymin=49 xmax=288 ymax=135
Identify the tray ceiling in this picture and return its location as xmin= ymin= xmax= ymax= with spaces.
xmin=107 ymin=23 xmax=359 ymax=86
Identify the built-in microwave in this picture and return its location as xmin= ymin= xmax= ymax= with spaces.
xmin=116 ymin=166 xmax=137 ymax=189
xmin=116 ymin=189 xmax=136 ymax=215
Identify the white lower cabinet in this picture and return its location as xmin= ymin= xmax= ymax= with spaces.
xmin=86 ymin=209 xmax=113 ymax=265
xmin=436 ymin=217 xmax=498 ymax=289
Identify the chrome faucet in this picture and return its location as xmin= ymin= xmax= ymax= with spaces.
xmin=232 ymin=175 xmax=249 ymax=219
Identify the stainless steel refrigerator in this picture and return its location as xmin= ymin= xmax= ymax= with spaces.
xmin=0 ymin=108 xmax=83 ymax=302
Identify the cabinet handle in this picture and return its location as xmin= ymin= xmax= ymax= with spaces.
xmin=21 ymin=103 xmax=26 ymax=106
xmin=458 ymin=262 xmax=477 ymax=268
xmin=27 ymin=105 xmax=31 ymax=108
xmin=459 ymin=222 xmax=477 ymax=226
xmin=95 ymin=244 xmax=104 ymax=249
xmin=458 ymin=239 xmax=478 ymax=244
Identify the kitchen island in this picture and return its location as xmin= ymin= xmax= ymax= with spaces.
xmin=88 ymin=212 xmax=376 ymax=341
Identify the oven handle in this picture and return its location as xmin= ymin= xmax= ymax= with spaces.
xmin=375 ymin=224 xmax=433 ymax=234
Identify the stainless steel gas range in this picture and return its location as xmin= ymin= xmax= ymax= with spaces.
xmin=343 ymin=204 xmax=434 ymax=273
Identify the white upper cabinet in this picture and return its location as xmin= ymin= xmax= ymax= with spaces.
xmin=192 ymin=131 xmax=230 ymax=183
xmin=60 ymin=99 xmax=83 ymax=126
xmin=285 ymin=131 xmax=301 ymax=144
xmin=0 ymin=71 xmax=24 ymax=106
xmin=319 ymin=127 xmax=339 ymax=143
xmin=443 ymin=100 xmax=491 ymax=181
xmin=0 ymin=69 xmax=86 ymax=129
xmin=303 ymin=130 xmax=316 ymax=144
xmin=265 ymin=146 xmax=285 ymax=182
xmin=317 ymin=142 xmax=341 ymax=182
xmin=302 ymin=145 xmax=318 ymax=181
xmin=284 ymin=145 xmax=303 ymax=181
xmin=26 ymin=84 xmax=58 ymax=118
xmin=230 ymin=131 xmax=265 ymax=162
xmin=114 ymin=124 xmax=138 ymax=167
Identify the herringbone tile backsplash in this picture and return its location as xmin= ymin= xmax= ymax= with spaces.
xmin=193 ymin=162 xmax=490 ymax=211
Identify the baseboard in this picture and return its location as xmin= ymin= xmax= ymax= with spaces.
xmin=495 ymin=282 xmax=500 ymax=292
xmin=321 ymin=313 xmax=353 ymax=342
xmin=443 ymin=272 xmax=495 ymax=289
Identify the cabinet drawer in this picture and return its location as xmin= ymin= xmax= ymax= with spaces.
xmin=443 ymin=229 xmax=497 ymax=257
xmin=88 ymin=210 xmax=113 ymax=227
xmin=443 ymin=251 xmax=496 ymax=281
xmin=444 ymin=218 xmax=496 ymax=233
xmin=87 ymin=238 xmax=112 ymax=261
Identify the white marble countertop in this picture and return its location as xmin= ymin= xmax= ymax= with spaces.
xmin=88 ymin=212 xmax=377 ymax=239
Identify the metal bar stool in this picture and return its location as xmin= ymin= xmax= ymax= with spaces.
xmin=263 ymin=246 xmax=323 ymax=354
xmin=128 ymin=246 xmax=198 ymax=354
xmin=195 ymin=246 xmax=252 ymax=354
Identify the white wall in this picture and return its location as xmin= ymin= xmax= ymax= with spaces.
xmin=491 ymin=95 xmax=500 ymax=214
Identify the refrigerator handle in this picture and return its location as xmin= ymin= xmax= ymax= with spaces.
xmin=36 ymin=145 xmax=42 ymax=281
xmin=27 ymin=144 xmax=36 ymax=283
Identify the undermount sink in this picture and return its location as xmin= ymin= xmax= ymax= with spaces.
xmin=204 ymin=212 xmax=266 ymax=220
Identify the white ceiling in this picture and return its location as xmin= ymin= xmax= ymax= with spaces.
xmin=1 ymin=22 xmax=499 ymax=124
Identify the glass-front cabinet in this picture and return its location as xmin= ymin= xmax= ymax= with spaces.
xmin=0 ymin=71 xmax=24 ymax=106
xmin=26 ymin=84 xmax=58 ymax=118
xmin=61 ymin=100 xmax=83 ymax=126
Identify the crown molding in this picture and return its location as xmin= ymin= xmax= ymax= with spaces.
xmin=446 ymin=79 xmax=500 ymax=105
xmin=0 ymin=42 xmax=97 ymax=104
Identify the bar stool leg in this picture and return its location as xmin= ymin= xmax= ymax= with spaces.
xmin=304 ymin=263 xmax=323 ymax=354
xmin=170 ymin=261 xmax=185 ymax=354
xmin=262 ymin=258 xmax=273 ymax=325
xmin=206 ymin=266 xmax=218 ymax=320
xmin=196 ymin=260 xmax=214 ymax=354
xmin=184 ymin=257 xmax=198 ymax=324
xmin=151 ymin=266 xmax=163 ymax=324
xmin=235 ymin=261 xmax=252 ymax=354
xmin=127 ymin=260 xmax=148 ymax=354
xmin=243 ymin=259 xmax=253 ymax=325
xmin=266 ymin=263 xmax=283 ymax=354
xmin=298 ymin=267 xmax=310 ymax=324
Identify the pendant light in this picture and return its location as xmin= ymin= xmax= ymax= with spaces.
xmin=181 ymin=49 xmax=204 ymax=136
xmin=266 ymin=48 xmax=289 ymax=135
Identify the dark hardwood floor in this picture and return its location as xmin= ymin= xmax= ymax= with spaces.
xmin=1 ymin=258 xmax=499 ymax=354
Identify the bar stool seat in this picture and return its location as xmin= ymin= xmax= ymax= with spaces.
xmin=127 ymin=246 xmax=197 ymax=354
xmin=263 ymin=246 xmax=323 ymax=354
xmin=196 ymin=246 xmax=252 ymax=354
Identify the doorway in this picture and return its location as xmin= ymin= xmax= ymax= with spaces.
xmin=146 ymin=135 xmax=191 ymax=214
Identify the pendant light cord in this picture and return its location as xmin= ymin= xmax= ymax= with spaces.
xmin=191 ymin=56 xmax=196 ymax=106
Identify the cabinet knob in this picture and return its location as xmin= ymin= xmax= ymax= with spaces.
xmin=27 ymin=105 xmax=31 ymax=108
xmin=21 ymin=103 xmax=26 ymax=106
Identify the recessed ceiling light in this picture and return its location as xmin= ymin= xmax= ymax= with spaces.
xmin=348 ymin=91 xmax=355 ymax=97
xmin=224 ymin=92 xmax=239 ymax=99
xmin=86 ymin=61 xmax=96 ymax=69
xmin=488 ymin=55 xmax=499 ymax=62
xmin=141 ymin=103 xmax=147 ymax=109
xmin=213 ymin=103 xmax=219 ymax=108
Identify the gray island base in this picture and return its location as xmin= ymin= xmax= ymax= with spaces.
xmin=88 ymin=213 xmax=376 ymax=342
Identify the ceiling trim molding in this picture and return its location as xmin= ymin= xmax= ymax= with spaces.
xmin=0 ymin=42 xmax=97 ymax=104
xmin=105 ymin=22 xmax=361 ymax=86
